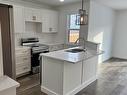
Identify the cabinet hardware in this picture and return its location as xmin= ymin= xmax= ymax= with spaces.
xmin=33 ymin=16 xmax=36 ymax=20
xmin=23 ymin=58 xmax=28 ymax=60
xmin=49 ymin=28 xmax=52 ymax=31
xmin=23 ymin=67 xmax=28 ymax=70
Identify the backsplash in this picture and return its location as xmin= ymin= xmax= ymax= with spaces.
xmin=15 ymin=22 xmax=56 ymax=47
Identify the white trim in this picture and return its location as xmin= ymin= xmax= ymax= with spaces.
xmin=66 ymin=14 xmax=80 ymax=44
xmin=41 ymin=76 xmax=97 ymax=95
xmin=0 ymin=24 xmax=3 ymax=77
xmin=41 ymin=86 xmax=58 ymax=95
xmin=66 ymin=76 xmax=97 ymax=95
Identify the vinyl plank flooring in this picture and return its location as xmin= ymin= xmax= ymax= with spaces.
xmin=76 ymin=58 xmax=127 ymax=95
xmin=16 ymin=74 xmax=47 ymax=95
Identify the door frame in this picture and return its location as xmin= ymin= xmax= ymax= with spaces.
xmin=0 ymin=3 xmax=16 ymax=79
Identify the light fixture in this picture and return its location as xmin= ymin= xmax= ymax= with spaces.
xmin=76 ymin=0 xmax=88 ymax=25
xmin=60 ymin=0 xmax=64 ymax=2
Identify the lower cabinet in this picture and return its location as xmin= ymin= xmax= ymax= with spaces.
xmin=41 ymin=56 xmax=98 ymax=95
xmin=82 ymin=56 xmax=98 ymax=83
xmin=63 ymin=61 xmax=82 ymax=95
xmin=15 ymin=47 xmax=31 ymax=77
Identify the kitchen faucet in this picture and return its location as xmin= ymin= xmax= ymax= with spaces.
xmin=74 ymin=38 xmax=86 ymax=49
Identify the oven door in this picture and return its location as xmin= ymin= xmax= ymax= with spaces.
xmin=31 ymin=52 xmax=40 ymax=74
xmin=31 ymin=51 xmax=49 ymax=74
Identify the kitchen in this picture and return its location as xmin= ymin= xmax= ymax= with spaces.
xmin=14 ymin=4 xmax=65 ymax=95
xmin=1 ymin=0 xmax=127 ymax=95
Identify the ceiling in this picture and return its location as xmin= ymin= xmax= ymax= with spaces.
xmin=11 ymin=0 xmax=127 ymax=9
xmin=96 ymin=0 xmax=127 ymax=10
xmin=21 ymin=0 xmax=81 ymax=6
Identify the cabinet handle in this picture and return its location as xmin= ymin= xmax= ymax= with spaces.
xmin=33 ymin=16 xmax=36 ymax=20
xmin=49 ymin=28 xmax=53 ymax=32
xmin=23 ymin=58 xmax=28 ymax=61
xmin=23 ymin=67 xmax=28 ymax=70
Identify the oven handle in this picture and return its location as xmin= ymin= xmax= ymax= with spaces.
xmin=32 ymin=50 xmax=49 ymax=55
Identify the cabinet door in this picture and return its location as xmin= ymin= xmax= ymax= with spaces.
xmin=42 ymin=9 xmax=50 ymax=33
xmin=24 ymin=8 xmax=42 ymax=22
xmin=82 ymin=56 xmax=98 ymax=83
xmin=63 ymin=61 xmax=82 ymax=94
xmin=24 ymin=7 xmax=33 ymax=22
xmin=42 ymin=10 xmax=58 ymax=33
xmin=13 ymin=6 xmax=25 ymax=33
xmin=50 ymin=10 xmax=58 ymax=33
xmin=32 ymin=9 xmax=42 ymax=22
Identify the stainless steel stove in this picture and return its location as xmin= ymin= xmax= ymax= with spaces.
xmin=21 ymin=38 xmax=49 ymax=74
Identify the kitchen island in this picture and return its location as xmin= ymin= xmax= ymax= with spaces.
xmin=40 ymin=46 xmax=103 ymax=95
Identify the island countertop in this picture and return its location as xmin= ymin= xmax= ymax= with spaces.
xmin=40 ymin=47 xmax=103 ymax=63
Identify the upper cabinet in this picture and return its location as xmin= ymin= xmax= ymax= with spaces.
xmin=13 ymin=6 xmax=58 ymax=33
xmin=42 ymin=10 xmax=58 ymax=33
xmin=24 ymin=7 xmax=42 ymax=22
xmin=13 ymin=5 xmax=25 ymax=33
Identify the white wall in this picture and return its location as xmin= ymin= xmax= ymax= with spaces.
xmin=88 ymin=1 xmax=115 ymax=63
xmin=56 ymin=1 xmax=90 ymax=44
xmin=57 ymin=1 xmax=115 ymax=63
xmin=0 ymin=24 xmax=3 ymax=77
xmin=112 ymin=10 xmax=127 ymax=59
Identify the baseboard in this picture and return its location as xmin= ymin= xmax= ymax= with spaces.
xmin=41 ymin=76 xmax=97 ymax=95
xmin=41 ymin=86 xmax=58 ymax=95
xmin=66 ymin=76 xmax=97 ymax=95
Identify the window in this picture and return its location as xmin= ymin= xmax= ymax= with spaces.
xmin=68 ymin=14 xmax=80 ymax=43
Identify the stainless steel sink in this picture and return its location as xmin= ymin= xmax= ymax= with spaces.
xmin=66 ymin=48 xmax=87 ymax=53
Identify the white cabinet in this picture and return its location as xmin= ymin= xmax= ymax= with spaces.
xmin=13 ymin=6 xmax=58 ymax=33
xmin=63 ymin=61 xmax=82 ymax=95
xmin=41 ymin=55 xmax=98 ymax=95
xmin=13 ymin=5 xmax=25 ymax=33
xmin=82 ymin=56 xmax=98 ymax=83
xmin=24 ymin=7 xmax=42 ymax=22
xmin=15 ymin=47 xmax=31 ymax=77
xmin=42 ymin=57 xmax=82 ymax=95
xmin=42 ymin=10 xmax=58 ymax=33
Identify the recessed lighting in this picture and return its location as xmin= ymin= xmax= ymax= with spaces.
xmin=60 ymin=0 xmax=64 ymax=2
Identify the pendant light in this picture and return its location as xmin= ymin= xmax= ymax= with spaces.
xmin=76 ymin=0 xmax=88 ymax=25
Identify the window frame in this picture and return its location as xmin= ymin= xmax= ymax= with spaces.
xmin=67 ymin=14 xmax=80 ymax=44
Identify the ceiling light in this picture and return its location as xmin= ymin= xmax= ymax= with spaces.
xmin=76 ymin=0 xmax=88 ymax=25
xmin=60 ymin=0 xmax=64 ymax=2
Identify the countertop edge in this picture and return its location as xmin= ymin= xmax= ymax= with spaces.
xmin=0 ymin=76 xmax=20 ymax=92
xmin=40 ymin=50 xmax=104 ymax=63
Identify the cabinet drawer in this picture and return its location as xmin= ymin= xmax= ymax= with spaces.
xmin=16 ymin=62 xmax=31 ymax=68
xmin=16 ymin=64 xmax=31 ymax=75
xmin=16 ymin=59 xmax=31 ymax=66
xmin=16 ymin=56 xmax=30 ymax=64
xmin=16 ymin=50 xmax=31 ymax=56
